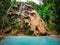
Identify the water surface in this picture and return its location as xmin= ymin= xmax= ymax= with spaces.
xmin=0 ymin=36 xmax=60 ymax=45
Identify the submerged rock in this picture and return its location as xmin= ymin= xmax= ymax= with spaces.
xmin=4 ymin=3 xmax=52 ymax=36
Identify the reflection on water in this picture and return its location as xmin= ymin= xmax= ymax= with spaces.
xmin=0 ymin=36 xmax=60 ymax=45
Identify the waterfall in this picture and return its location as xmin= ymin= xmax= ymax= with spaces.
xmin=16 ymin=0 xmax=43 ymax=5
xmin=19 ymin=4 xmax=23 ymax=12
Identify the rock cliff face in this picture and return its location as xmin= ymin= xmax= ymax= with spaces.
xmin=2 ymin=3 xmax=51 ymax=36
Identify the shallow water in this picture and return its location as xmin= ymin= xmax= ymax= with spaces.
xmin=0 ymin=36 xmax=60 ymax=45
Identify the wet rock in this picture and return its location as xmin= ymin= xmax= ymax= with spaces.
xmin=5 ymin=3 xmax=52 ymax=36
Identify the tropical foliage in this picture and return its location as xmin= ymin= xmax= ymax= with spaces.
xmin=0 ymin=0 xmax=60 ymax=34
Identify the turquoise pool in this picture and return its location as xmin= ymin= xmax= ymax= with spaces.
xmin=0 ymin=36 xmax=60 ymax=45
